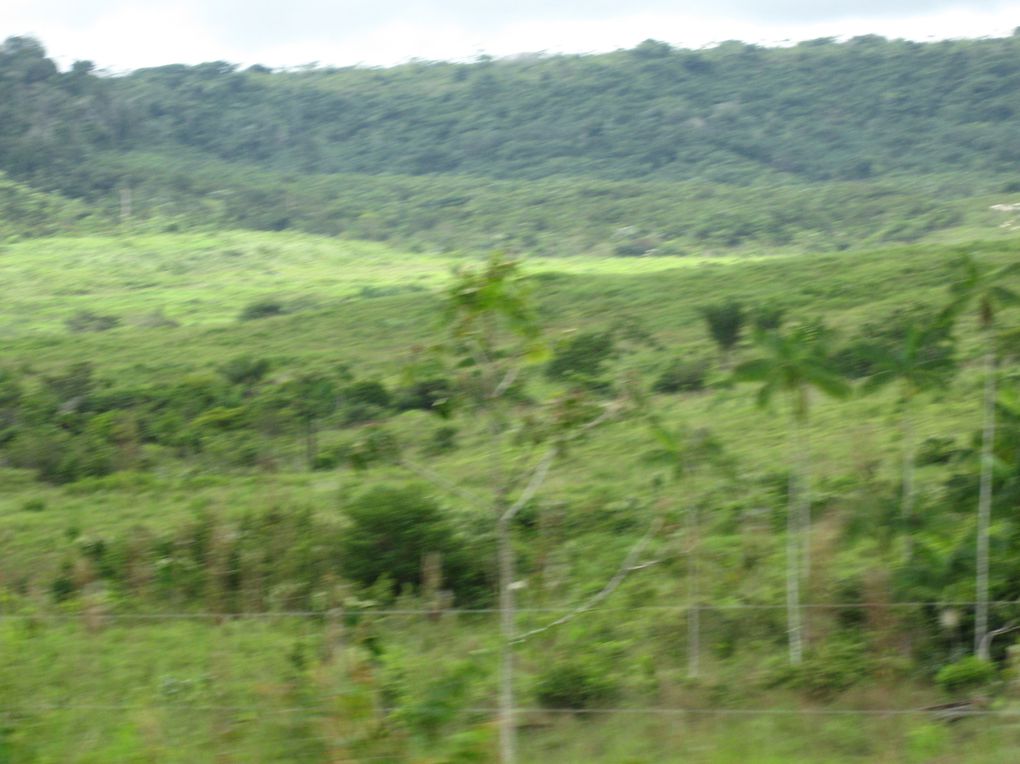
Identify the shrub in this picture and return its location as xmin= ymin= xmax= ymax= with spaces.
xmin=65 ymin=309 xmax=120 ymax=333
xmin=545 ymin=331 xmax=615 ymax=384
xmin=238 ymin=299 xmax=286 ymax=321
xmin=346 ymin=426 xmax=401 ymax=469
xmin=936 ymin=656 xmax=996 ymax=694
xmin=344 ymin=380 xmax=391 ymax=409
xmin=218 ymin=355 xmax=271 ymax=387
xmin=533 ymin=657 xmax=619 ymax=710
xmin=917 ymin=436 xmax=959 ymax=466
xmin=341 ymin=486 xmax=459 ymax=594
xmin=652 ymin=357 xmax=708 ymax=394
xmin=395 ymin=378 xmax=454 ymax=417
xmin=20 ymin=497 xmax=46 ymax=512
xmin=424 ymin=425 xmax=458 ymax=455
xmin=766 ymin=637 xmax=873 ymax=700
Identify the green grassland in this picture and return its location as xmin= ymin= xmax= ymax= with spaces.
xmin=0 ymin=228 xmax=1018 ymax=761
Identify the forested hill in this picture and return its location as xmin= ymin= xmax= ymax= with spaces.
xmin=3 ymin=33 xmax=1020 ymax=251
xmin=7 ymin=33 xmax=1020 ymax=185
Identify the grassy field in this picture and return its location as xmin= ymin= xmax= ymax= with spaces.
xmin=1 ymin=229 xmax=1019 ymax=762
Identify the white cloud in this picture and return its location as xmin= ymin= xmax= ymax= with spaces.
xmin=3 ymin=0 xmax=1019 ymax=71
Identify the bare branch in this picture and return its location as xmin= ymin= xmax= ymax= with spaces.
xmin=492 ymin=366 xmax=522 ymax=400
xmin=512 ymin=518 xmax=663 ymax=644
xmin=501 ymin=447 xmax=557 ymax=524
xmin=979 ymin=621 xmax=1020 ymax=657
xmin=500 ymin=401 xmax=620 ymax=523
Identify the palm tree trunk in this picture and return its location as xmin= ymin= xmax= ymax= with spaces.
xmin=787 ymin=415 xmax=804 ymax=665
xmin=799 ymin=430 xmax=812 ymax=586
xmin=794 ymin=394 xmax=813 ymax=651
xmin=975 ymin=349 xmax=997 ymax=660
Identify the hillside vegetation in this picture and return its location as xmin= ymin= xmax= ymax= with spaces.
xmin=3 ymin=34 xmax=1020 ymax=253
xmin=2 ymin=32 xmax=1020 ymax=764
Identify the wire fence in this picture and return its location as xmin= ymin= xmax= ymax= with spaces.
xmin=0 ymin=599 xmax=1017 ymax=619
xmin=2 ymin=604 xmax=1017 ymax=763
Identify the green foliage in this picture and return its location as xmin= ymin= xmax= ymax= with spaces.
xmin=218 ymin=355 xmax=271 ymax=387
xmin=766 ymin=638 xmax=874 ymax=700
xmin=238 ymin=299 xmax=286 ymax=321
xmin=425 ymin=425 xmax=459 ymax=455
xmin=346 ymin=425 xmax=401 ymax=469
xmin=342 ymin=380 xmax=392 ymax=423
xmin=936 ymin=656 xmax=996 ymax=694
xmin=19 ymin=497 xmax=46 ymax=512
xmin=735 ymin=320 xmax=851 ymax=420
xmin=701 ymin=301 xmax=746 ymax=357
xmin=652 ymin=356 xmax=709 ymax=394
xmin=396 ymin=377 xmax=455 ymax=417
xmin=65 ymin=309 xmax=120 ymax=333
xmin=546 ymin=330 xmax=616 ymax=384
xmin=533 ymin=656 xmax=620 ymax=710
xmin=340 ymin=485 xmax=482 ymax=599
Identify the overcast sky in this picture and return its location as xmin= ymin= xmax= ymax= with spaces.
xmin=4 ymin=0 xmax=1020 ymax=72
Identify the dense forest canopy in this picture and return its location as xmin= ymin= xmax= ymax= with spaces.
xmin=2 ymin=33 xmax=1020 ymax=253
xmin=7 ymin=33 xmax=1020 ymax=183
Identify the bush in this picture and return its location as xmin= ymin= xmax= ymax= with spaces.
xmin=346 ymin=426 xmax=401 ymax=469
xmin=65 ymin=309 xmax=120 ymax=333
xmin=238 ymin=299 xmax=286 ymax=321
xmin=652 ymin=357 xmax=709 ymax=393
xmin=395 ymin=378 xmax=454 ymax=417
xmin=546 ymin=331 xmax=615 ymax=384
xmin=342 ymin=486 xmax=464 ymax=595
xmin=20 ymin=497 xmax=46 ymax=512
xmin=766 ymin=638 xmax=873 ymax=700
xmin=424 ymin=425 xmax=458 ymax=455
xmin=342 ymin=381 xmax=392 ymax=423
xmin=533 ymin=657 xmax=619 ymax=710
xmin=917 ymin=436 xmax=959 ymax=466
xmin=343 ymin=380 xmax=391 ymax=409
xmin=218 ymin=355 xmax=271 ymax=387
xmin=936 ymin=656 xmax=996 ymax=694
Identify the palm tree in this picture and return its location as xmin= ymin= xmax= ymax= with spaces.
xmin=942 ymin=255 xmax=1020 ymax=660
xmin=644 ymin=419 xmax=728 ymax=678
xmin=735 ymin=321 xmax=850 ymax=664
xmin=859 ymin=318 xmax=956 ymax=562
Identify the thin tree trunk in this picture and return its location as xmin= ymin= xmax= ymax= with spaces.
xmin=688 ymin=503 xmax=700 ymax=679
xmin=488 ymin=388 xmax=516 ymax=764
xmin=975 ymin=350 xmax=997 ymax=660
xmin=900 ymin=397 xmax=916 ymax=563
xmin=787 ymin=415 xmax=804 ymax=665
xmin=794 ymin=397 xmax=812 ymax=650
xmin=497 ymin=513 xmax=516 ymax=764
xmin=800 ymin=437 xmax=812 ymax=586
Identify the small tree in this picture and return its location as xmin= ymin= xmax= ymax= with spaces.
xmin=341 ymin=485 xmax=475 ymax=597
xmin=643 ymin=418 xmax=728 ymax=678
xmin=701 ymin=301 xmax=746 ymax=368
xmin=735 ymin=321 xmax=850 ymax=664
xmin=859 ymin=316 xmax=956 ymax=561
xmin=942 ymin=255 xmax=1020 ymax=659
xmin=418 ymin=255 xmax=654 ymax=764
